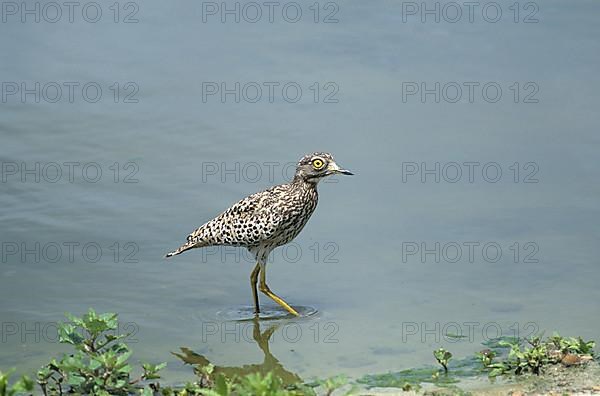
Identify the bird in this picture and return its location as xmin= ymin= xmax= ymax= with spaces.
xmin=165 ymin=152 xmax=353 ymax=317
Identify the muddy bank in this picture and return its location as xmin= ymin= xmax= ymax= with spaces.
xmin=362 ymin=360 xmax=600 ymax=396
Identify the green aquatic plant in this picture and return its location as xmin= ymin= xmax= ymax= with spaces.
xmin=359 ymin=333 xmax=598 ymax=391
xmin=433 ymin=348 xmax=453 ymax=372
xmin=475 ymin=349 xmax=496 ymax=368
xmin=511 ymin=336 xmax=548 ymax=375
xmin=193 ymin=369 xmax=316 ymax=396
xmin=481 ymin=333 xmax=596 ymax=378
xmin=36 ymin=309 xmax=166 ymax=395
xmin=481 ymin=335 xmax=519 ymax=350
xmin=0 ymin=369 xmax=34 ymax=396
xmin=357 ymin=366 xmax=461 ymax=389
xmin=313 ymin=374 xmax=357 ymax=396
xmin=549 ymin=333 xmax=595 ymax=356
xmin=236 ymin=372 xmax=293 ymax=396
xmin=482 ymin=336 xmax=547 ymax=377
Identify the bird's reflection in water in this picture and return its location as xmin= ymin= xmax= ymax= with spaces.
xmin=173 ymin=317 xmax=302 ymax=386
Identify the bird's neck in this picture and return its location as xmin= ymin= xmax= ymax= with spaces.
xmin=291 ymin=176 xmax=319 ymax=191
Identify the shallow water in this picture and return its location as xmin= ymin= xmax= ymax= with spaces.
xmin=1 ymin=0 xmax=599 ymax=387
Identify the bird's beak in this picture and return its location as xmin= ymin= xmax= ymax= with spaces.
xmin=328 ymin=162 xmax=354 ymax=176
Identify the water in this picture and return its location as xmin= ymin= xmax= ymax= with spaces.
xmin=1 ymin=0 xmax=599 ymax=387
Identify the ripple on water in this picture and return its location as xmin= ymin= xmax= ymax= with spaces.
xmin=215 ymin=305 xmax=319 ymax=321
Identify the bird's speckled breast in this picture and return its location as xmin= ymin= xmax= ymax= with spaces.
xmin=265 ymin=181 xmax=319 ymax=248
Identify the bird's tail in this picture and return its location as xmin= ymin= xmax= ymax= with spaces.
xmin=165 ymin=241 xmax=197 ymax=258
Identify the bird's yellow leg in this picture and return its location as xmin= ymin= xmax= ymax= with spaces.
xmin=259 ymin=268 xmax=300 ymax=317
xmin=250 ymin=263 xmax=261 ymax=315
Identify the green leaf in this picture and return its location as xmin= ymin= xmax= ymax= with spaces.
xmin=214 ymin=373 xmax=231 ymax=396
xmin=139 ymin=387 xmax=153 ymax=396
xmin=199 ymin=390 xmax=226 ymax=396
xmin=58 ymin=324 xmax=85 ymax=346
xmin=116 ymin=351 xmax=132 ymax=367
xmin=488 ymin=367 xmax=505 ymax=377
xmin=67 ymin=374 xmax=85 ymax=386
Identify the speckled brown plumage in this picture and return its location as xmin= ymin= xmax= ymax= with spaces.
xmin=166 ymin=152 xmax=352 ymax=316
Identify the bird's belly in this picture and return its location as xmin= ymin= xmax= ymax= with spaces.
xmin=270 ymin=229 xmax=300 ymax=246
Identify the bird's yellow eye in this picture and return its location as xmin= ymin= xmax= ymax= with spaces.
xmin=312 ymin=158 xmax=325 ymax=170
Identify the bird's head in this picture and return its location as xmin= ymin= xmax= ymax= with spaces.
xmin=294 ymin=152 xmax=353 ymax=183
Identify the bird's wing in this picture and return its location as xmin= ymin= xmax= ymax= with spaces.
xmin=186 ymin=185 xmax=286 ymax=247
